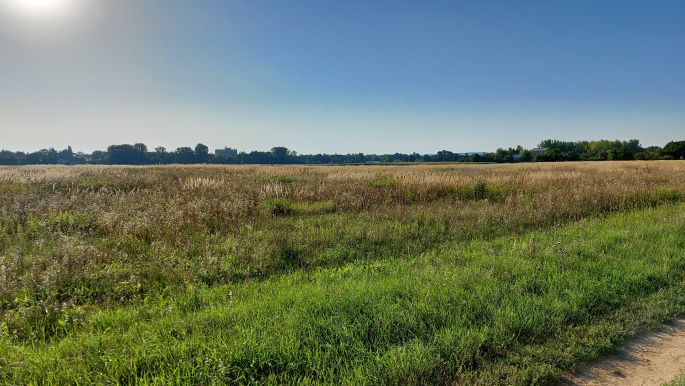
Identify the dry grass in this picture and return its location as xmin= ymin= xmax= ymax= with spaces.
xmin=1 ymin=161 xmax=685 ymax=384
xmin=0 ymin=161 xmax=684 ymax=342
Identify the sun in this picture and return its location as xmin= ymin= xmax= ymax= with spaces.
xmin=6 ymin=0 xmax=78 ymax=18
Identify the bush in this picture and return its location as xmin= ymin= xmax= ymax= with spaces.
xmin=472 ymin=181 xmax=487 ymax=200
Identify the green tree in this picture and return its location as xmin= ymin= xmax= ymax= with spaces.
xmin=664 ymin=141 xmax=685 ymax=160
xmin=270 ymin=147 xmax=290 ymax=163
xmin=194 ymin=143 xmax=209 ymax=163
xmin=133 ymin=143 xmax=148 ymax=153
xmin=635 ymin=146 xmax=663 ymax=160
xmin=107 ymin=144 xmax=148 ymax=164
xmin=175 ymin=147 xmax=196 ymax=164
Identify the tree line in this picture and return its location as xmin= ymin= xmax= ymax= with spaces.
xmin=1 ymin=139 xmax=684 ymax=165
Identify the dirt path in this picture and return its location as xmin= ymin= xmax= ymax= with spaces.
xmin=564 ymin=317 xmax=685 ymax=386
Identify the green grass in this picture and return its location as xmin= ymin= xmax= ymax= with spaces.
xmin=5 ymin=195 xmax=650 ymax=337
xmin=2 ymin=204 xmax=684 ymax=385
xmin=369 ymin=176 xmax=400 ymax=189
xmin=262 ymin=198 xmax=335 ymax=216
xmin=0 ymin=181 xmax=30 ymax=194
xmin=2 ymin=163 xmax=685 ymax=384
xmin=667 ymin=369 xmax=685 ymax=386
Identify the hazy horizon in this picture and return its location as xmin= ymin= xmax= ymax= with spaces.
xmin=1 ymin=0 xmax=684 ymax=154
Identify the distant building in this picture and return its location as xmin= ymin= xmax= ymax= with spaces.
xmin=530 ymin=147 xmax=548 ymax=156
xmin=215 ymin=147 xmax=238 ymax=157
xmin=512 ymin=148 xmax=547 ymax=161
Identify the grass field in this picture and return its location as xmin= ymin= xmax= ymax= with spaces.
xmin=1 ymin=161 xmax=685 ymax=384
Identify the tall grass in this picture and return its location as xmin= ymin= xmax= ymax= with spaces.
xmin=1 ymin=204 xmax=684 ymax=384
xmin=0 ymin=162 xmax=684 ymax=383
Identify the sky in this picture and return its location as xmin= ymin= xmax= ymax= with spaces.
xmin=0 ymin=0 xmax=684 ymax=154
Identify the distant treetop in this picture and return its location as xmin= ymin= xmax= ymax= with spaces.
xmin=0 ymin=139 xmax=682 ymax=165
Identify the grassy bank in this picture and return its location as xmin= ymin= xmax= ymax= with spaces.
xmin=1 ymin=203 xmax=684 ymax=384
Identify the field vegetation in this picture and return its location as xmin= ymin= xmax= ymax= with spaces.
xmin=1 ymin=161 xmax=685 ymax=384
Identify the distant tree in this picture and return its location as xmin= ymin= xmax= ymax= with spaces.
xmin=624 ymin=139 xmax=642 ymax=158
xmin=133 ymin=143 xmax=148 ymax=153
xmin=435 ymin=150 xmax=455 ymax=162
xmin=90 ymin=150 xmax=107 ymax=164
xmin=635 ymin=146 xmax=663 ymax=160
xmin=57 ymin=146 xmax=76 ymax=164
xmin=194 ymin=143 xmax=209 ymax=163
xmin=494 ymin=148 xmax=514 ymax=163
xmin=518 ymin=149 xmax=533 ymax=162
xmin=0 ymin=138 xmax=678 ymax=165
xmin=664 ymin=141 xmax=685 ymax=160
xmin=0 ymin=150 xmax=23 ymax=165
xmin=175 ymin=147 xmax=196 ymax=164
xmin=270 ymin=147 xmax=290 ymax=162
xmin=145 ymin=146 xmax=172 ymax=164
xmin=24 ymin=148 xmax=57 ymax=164
xmin=538 ymin=139 xmax=642 ymax=162
xmin=107 ymin=144 xmax=148 ymax=164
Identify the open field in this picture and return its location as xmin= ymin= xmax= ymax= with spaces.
xmin=1 ymin=161 xmax=685 ymax=384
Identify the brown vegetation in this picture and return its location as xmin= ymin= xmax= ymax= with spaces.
xmin=0 ymin=161 xmax=684 ymax=341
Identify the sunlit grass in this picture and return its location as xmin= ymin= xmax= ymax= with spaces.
xmin=0 ymin=162 xmax=684 ymax=384
xmin=1 ymin=204 xmax=684 ymax=384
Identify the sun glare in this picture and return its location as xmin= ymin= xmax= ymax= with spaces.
xmin=6 ymin=0 xmax=78 ymax=19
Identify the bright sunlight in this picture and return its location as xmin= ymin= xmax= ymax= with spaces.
xmin=5 ymin=0 xmax=78 ymax=19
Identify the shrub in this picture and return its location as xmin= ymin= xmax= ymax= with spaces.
xmin=472 ymin=181 xmax=487 ymax=200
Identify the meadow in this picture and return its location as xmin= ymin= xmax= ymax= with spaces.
xmin=1 ymin=161 xmax=684 ymax=385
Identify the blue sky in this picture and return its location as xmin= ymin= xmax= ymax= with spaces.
xmin=1 ymin=0 xmax=683 ymax=153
